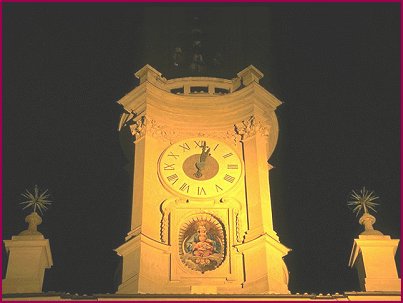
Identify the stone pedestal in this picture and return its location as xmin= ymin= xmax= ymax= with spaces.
xmin=349 ymin=234 xmax=400 ymax=291
xmin=3 ymin=234 xmax=53 ymax=294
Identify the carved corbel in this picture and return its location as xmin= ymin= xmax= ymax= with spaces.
xmin=235 ymin=116 xmax=256 ymax=141
xmin=234 ymin=115 xmax=271 ymax=142
xmin=129 ymin=115 xmax=147 ymax=142
xmin=256 ymin=120 xmax=271 ymax=138
xmin=128 ymin=115 xmax=176 ymax=143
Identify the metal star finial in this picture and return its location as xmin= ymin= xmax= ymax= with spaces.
xmin=20 ymin=185 xmax=52 ymax=215
xmin=347 ymin=186 xmax=380 ymax=217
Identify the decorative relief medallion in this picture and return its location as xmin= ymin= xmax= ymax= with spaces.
xmin=179 ymin=214 xmax=226 ymax=273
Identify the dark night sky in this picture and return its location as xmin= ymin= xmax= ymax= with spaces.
xmin=2 ymin=2 xmax=400 ymax=296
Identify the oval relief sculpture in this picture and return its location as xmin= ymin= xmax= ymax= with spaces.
xmin=179 ymin=214 xmax=226 ymax=273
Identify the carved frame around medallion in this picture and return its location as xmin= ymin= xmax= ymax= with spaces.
xmin=160 ymin=198 xmax=245 ymax=246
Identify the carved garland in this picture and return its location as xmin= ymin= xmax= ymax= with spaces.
xmin=235 ymin=209 xmax=242 ymax=243
xmin=220 ymin=198 xmax=245 ymax=243
xmin=194 ymin=130 xmax=238 ymax=146
xmin=128 ymin=114 xmax=238 ymax=145
xmin=127 ymin=114 xmax=270 ymax=145
xmin=160 ymin=198 xmax=179 ymax=243
xmin=128 ymin=115 xmax=176 ymax=143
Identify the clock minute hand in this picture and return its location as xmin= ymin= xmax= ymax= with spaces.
xmin=199 ymin=142 xmax=210 ymax=163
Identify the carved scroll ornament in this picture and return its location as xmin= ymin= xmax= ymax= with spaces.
xmin=128 ymin=115 xmax=176 ymax=143
xmin=234 ymin=116 xmax=270 ymax=141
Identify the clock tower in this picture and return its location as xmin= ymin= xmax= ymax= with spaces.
xmin=115 ymin=64 xmax=290 ymax=294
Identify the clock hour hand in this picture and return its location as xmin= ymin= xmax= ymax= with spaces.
xmin=194 ymin=141 xmax=210 ymax=178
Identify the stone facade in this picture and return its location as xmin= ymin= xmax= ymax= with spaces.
xmin=115 ymin=65 xmax=290 ymax=294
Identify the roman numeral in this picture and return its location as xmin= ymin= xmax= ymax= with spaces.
xmin=194 ymin=140 xmax=204 ymax=148
xmin=164 ymin=163 xmax=175 ymax=170
xmin=223 ymin=152 xmax=233 ymax=159
xmin=223 ymin=174 xmax=235 ymax=183
xmin=179 ymin=143 xmax=190 ymax=152
xmin=179 ymin=183 xmax=190 ymax=193
xmin=168 ymin=151 xmax=179 ymax=159
xmin=197 ymin=187 xmax=206 ymax=195
xmin=227 ymin=164 xmax=238 ymax=169
xmin=167 ymin=174 xmax=179 ymax=184
xmin=215 ymin=184 xmax=223 ymax=192
xmin=213 ymin=144 xmax=219 ymax=151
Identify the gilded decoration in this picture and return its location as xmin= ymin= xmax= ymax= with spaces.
xmin=179 ymin=214 xmax=226 ymax=273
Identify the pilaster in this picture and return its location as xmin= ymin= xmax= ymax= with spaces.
xmin=235 ymin=116 xmax=276 ymax=241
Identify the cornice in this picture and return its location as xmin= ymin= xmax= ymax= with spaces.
xmin=115 ymin=232 xmax=171 ymax=256
xmin=118 ymin=81 xmax=281 ymax=130
xmin=234 ymin=233 xmax=291 ymax=257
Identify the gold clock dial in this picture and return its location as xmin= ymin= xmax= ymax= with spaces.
xmin=158 ymin=138 xmax=243 ymax=199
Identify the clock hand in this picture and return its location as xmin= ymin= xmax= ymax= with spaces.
xmin=200 ymin=145 xmax=210 ymax=163
xmin=194 ymin=141 xmax=210 ymax=178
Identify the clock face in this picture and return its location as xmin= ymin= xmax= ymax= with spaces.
xmin=158 ymin=138 xmax=243 ymax=199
